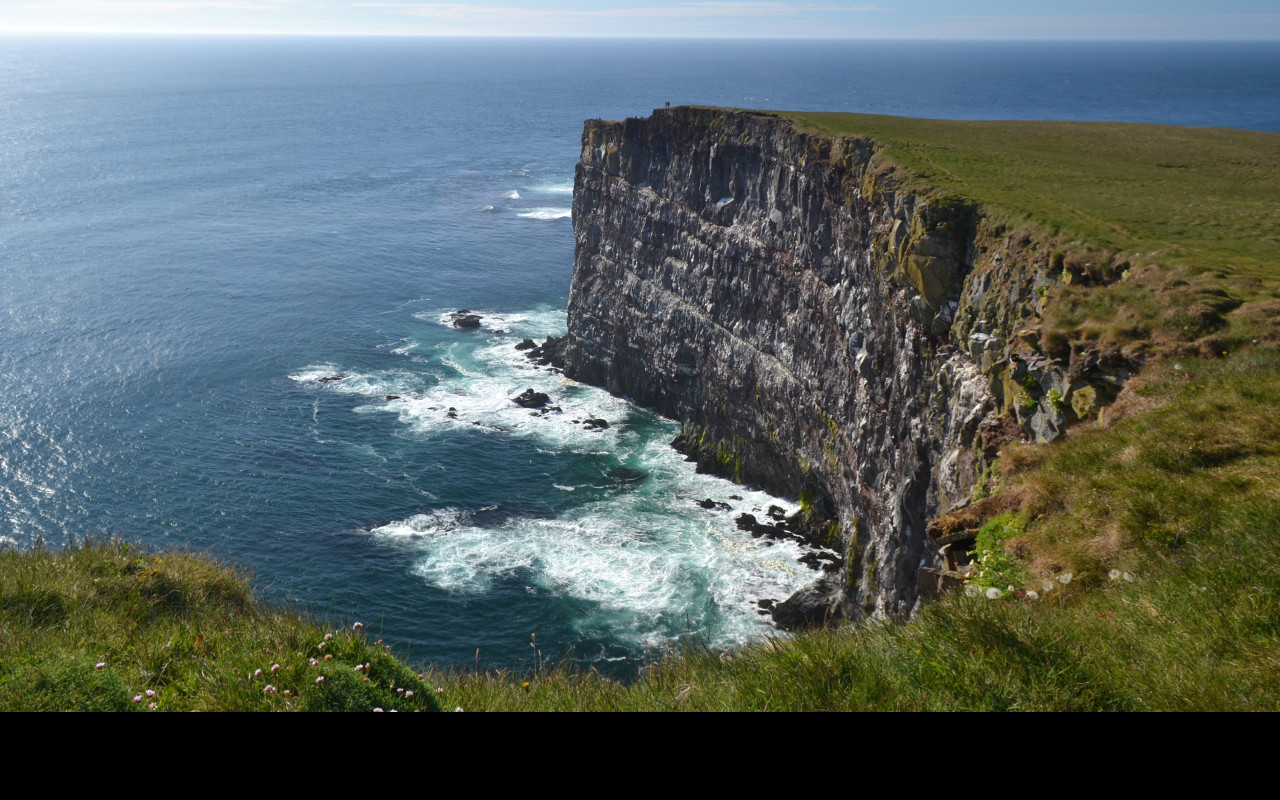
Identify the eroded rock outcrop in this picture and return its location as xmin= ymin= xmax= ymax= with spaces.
xmin=563 ymin=107 xmax=1119 ymax=620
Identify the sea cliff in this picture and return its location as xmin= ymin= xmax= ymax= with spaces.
xmin=562 ymin=107 xmax=1137 ymax=620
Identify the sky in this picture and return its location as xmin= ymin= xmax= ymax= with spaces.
xmin=2 ymin=0 xmax=1279 ymax=39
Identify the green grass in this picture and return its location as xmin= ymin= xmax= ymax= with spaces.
xmin=0 ymin=540 xmax=442 ymax=712
xmin=780 ymin=112 xmax=1280 ymax=279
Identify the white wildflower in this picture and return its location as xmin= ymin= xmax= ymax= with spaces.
xmin=985 ymin=587 xmax=1003 ymax=600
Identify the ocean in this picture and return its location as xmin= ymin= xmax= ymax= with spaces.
xmin=2 ymin=37 xmax=1278 ymax=670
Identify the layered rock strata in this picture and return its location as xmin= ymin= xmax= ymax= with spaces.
xmin=563 ymin=107 xmax=1117 ymax=619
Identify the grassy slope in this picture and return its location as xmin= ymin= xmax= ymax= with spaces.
xmin=5 ymin=114 xmax=1278 ymax=710
xmin=0 ymin=540 xmax=444 ymax=711
xmin=781 ymin=113 xmax=1280 ymax=279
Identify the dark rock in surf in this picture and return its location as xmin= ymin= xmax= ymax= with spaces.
xmin=450 ymin=310 xmax=483 ymax=329
xmin=512 ymin=388 xmax=551 ymax=408
xmin=524 ymin=335 xmax=569 ymax=369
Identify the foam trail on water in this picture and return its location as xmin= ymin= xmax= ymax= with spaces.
xmin=502 ymin=190 xmax=520 ymax=199
xmin=517 ymin=208 xmax=571 ymax=220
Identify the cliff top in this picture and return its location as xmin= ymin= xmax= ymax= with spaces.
xmin=776 ymin=110 xmax=1280 ymax=281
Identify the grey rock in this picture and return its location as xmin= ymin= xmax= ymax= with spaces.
xmin=563 ymin=107 xmax=1127 ymax=620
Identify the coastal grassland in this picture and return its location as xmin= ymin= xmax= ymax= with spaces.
xmin=783 ymin=111 xmax=1280 ymax=359
xmin=0 ymin=540 xmax=441 ymax=711
xmin=781 ymin=112 xmax=1280 ymax=280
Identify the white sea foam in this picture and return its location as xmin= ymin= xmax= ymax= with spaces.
xmin=426 ymin=309 xmax=530 ymax=335
xmin=299 ymin=304 xmax=822 ymax=650
xmin=517 ymin=208 xmax=571 ymax=220
xmin=379 ymin=468 xmax=818 ymax=648
xmin=502 ymin=190 xmax=520 ymax=200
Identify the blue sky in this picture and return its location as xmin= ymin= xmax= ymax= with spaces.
xmin=2 ymin=1 xmax=1279 ymax=38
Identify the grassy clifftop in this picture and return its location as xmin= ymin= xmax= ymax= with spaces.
xmin=783 ymin=112 xmax=1280 ymax=278
xmin=0 ymin=540 xmax=445 ymax=711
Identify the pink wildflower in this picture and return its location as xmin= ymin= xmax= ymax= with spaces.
xmin=316 ymin=676 xmax=325 ymax=684
xmin=95 ymin=662 xmax=106 ymax=670
xmin=133 ymin=695 xmax=142 ymax=703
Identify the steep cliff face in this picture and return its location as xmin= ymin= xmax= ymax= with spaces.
xmin=563 ymin=107 xmax=1097 ymax=619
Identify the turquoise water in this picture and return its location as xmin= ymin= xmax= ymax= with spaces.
xmin=2 ymin=37 xmax=1278 ymax=670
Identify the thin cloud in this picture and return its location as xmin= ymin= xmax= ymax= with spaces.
xmin=356 ymin=2 xmax=884 ymax=24
xmin=924 ymin=12 xmax=1280 ymax=37
xmin=17 ymin=0 xmax=305 ymax=13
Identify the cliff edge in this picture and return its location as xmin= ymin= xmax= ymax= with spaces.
xmin=561 ymin=106 xmax=1278 ymax=622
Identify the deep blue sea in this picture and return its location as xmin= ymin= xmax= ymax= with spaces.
xmin=3 ymin=37 xmax=1278 ymax=670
